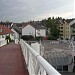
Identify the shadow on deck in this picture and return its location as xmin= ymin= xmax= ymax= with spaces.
xmin=0 ymin=43 xmax=29 ymax=75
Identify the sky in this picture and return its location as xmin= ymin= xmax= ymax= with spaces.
xmin=0 ymin=0 xmax=74 ymax=23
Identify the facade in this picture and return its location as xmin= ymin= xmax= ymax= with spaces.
xmin=22 ymin=24 xmax=35 ymax=37
xmin=58 ymin=20 xmax=70 ymax=40
xmin=70 ymin=25 xmax=75 ymax=39
xmin=13 ymin=23 xmax=46 ymax=38
xmin=69 ymin=20 xmax=75 ymax=40
xmin=36 ymin=29 xmax=46 ymax=37
xmin=58 ymin=19 xmax=75 ymax=40
xmin=11 ymin=29 xmax=19 ymax=39
xmin=22 ymin=24 xmax=46 ymax=37
xmin=0 ymin=24 xmax=14 ymax=41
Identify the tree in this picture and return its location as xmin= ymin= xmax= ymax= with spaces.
xmin=50 ymin=24 xmax=60 ymax=39
xmin=5 ymin=35 xmax=11 ymax=44
xmin=42 ymin=16 xmax=60 ymax=40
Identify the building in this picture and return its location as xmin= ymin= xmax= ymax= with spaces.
xmin=44 ymin=50 xmax=74 ymax=72
xmin=22 ymin=24 xmax=46 ymax=37
xmin=42 ymin=41 xmax=75 ymax=72
xmin=57 ymin=19 xmax=75 ymax=40
xmin=58 ymin=19 xmax=70 ymax=40
xmin=13 ymin=23 xmax=46 ymax=38
xmin=0 ymin=25 xmax=14 ymax=46
xmin=0 ymin=24 xmax=14 ymax=39
xmin=69 ymin=19 xmax=75 ymax=40
xmin=0 ymin=21 xmax=13 ymax=29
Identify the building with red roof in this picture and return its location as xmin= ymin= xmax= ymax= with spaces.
xmin=0 ymin=25 xmax=13 ymax=35
xmin=0 ymin=24 xmax=14 ymax=42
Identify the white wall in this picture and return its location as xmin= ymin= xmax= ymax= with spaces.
xmin=11 ymin=29 xmax=19 ymax=39
xmin=36 ymin=29 xmax=46 ymax=37
xmin=10 ymin=34 xmax=14 ymax=40
xmin=22 ymin=25 xmax=35 ymax=37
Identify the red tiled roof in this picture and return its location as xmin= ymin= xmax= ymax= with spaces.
xmin=0 ymin=24 xmax=13 ymax=35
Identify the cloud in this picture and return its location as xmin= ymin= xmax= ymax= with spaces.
xmin=0 ymin=0 xmax=74 ymax=22
xmin=36 ymin=11 xmax=74 ymax=20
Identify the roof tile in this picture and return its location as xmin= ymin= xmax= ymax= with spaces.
xmin=0 ymin=24 xmax=13 ymax=35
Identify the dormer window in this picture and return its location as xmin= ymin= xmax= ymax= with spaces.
xmin=0 ymin=28 xmax=2 ymax=32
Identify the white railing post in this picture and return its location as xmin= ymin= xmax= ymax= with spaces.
xmin=19 ymin=39 xmax=61 ymax=75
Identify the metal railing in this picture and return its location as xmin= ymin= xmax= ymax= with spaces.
xmin=19 ymin=39 xmax=61 ymax=75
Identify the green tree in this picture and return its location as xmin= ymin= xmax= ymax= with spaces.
xmin=5 ymin=35 xmax=11 ymax=44
xmin=42 ymin=17 xmax=60 ymax=40
xmin=50 ymin=24 xmax=60 ymax=39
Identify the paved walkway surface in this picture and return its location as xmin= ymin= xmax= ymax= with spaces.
xmin=0 ymin=43 xmax=29 ymax=75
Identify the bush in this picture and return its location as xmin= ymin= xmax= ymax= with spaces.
xmin=10 ymin=40 xmax=14 ymax=42
xmin=5 ymin=35 xmax=11 ymax=44
xmin=21 ymin=35 xmax=34 ymax=41
xmin=35 ymin=36 xmax=43 ymax=41
xmin=47 ymin=36 xmax=58 ymax=40
xmin=60 ymin=37 xmax=63 ymax=40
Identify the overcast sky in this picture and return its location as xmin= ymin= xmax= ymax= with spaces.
xmin=0 ymin=0 xmax=74 ymax=22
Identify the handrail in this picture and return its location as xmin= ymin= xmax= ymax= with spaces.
xmin=20 ymin=39 xmax=61 ymax=75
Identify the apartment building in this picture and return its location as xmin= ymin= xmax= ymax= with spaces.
xmin=69 ymin=20 xmax=75 ymax=40
xmin=58 ymin=19 xmax=75 ymax=40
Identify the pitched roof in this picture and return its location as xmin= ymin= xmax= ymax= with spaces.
xmin=15 ymin=22 xmax=46 ymax=29
xmin=66 ymin=19 xmax=75 ymax=23
xmin=33 ymin=24 xmax=45 ymax=29
xmin=13 ymin=24 xmax=22 ymax=34
xmin=22 ymin=23 xmax=46 ymax=29
xmin=0 ymin=25 xmax=13 ymax=35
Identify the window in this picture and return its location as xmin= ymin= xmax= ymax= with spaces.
xmin=57 ymin=66 xmax=62 ymax=71
xmin=60 ymin=34 xmax=63 ymax=36
xmin=61 ymin=24 xmax=63 ymax=26
xmin=73 ymin=31 xmax=75 ymax=33
xmin=61 ymin=27 xmax=63 ymax=29
xmin=54 ymin=65 xmax=68 ymax=72
xmin=60 ymin=31 xmax=63 ymax=33
xmin=74 ymin=56 xmax=75 ymax=65
xmin=63 ymin=65 xmax=68 ymax=71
